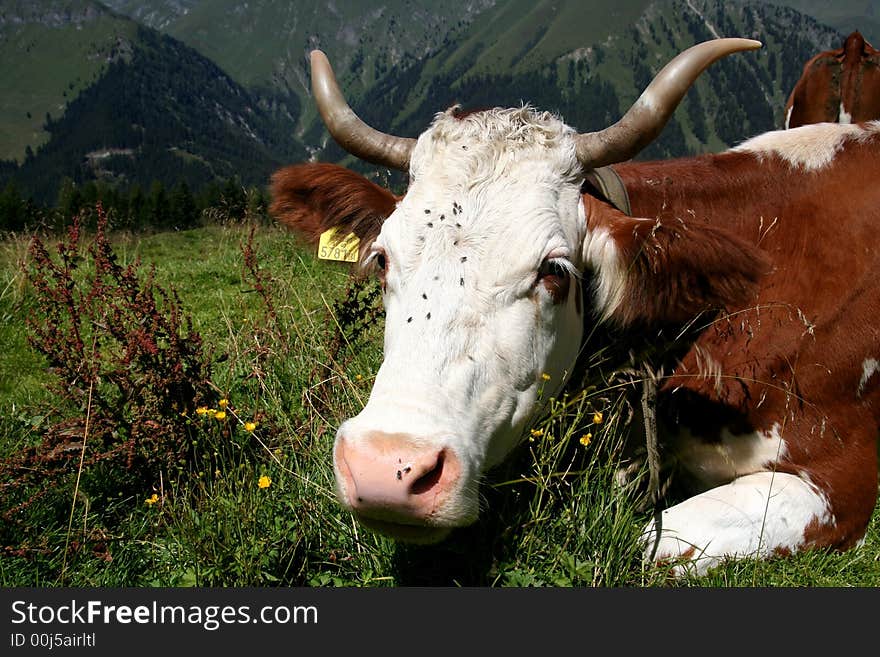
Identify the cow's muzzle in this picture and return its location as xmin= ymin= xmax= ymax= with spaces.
xmin=334 ymin=431 xmax=463 ymax=542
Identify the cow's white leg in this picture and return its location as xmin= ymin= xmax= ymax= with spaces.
xmin=643 ymin=471 xmax=832 ymax=576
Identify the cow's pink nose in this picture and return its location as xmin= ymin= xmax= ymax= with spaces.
xmin=335 ymin=432 xmax=459 ymax=523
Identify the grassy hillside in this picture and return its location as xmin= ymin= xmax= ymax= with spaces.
xmin=0 ymin=0 xmax=138 ymax=163
xmin=0 ymin=0 xmax=490 ymax=193
xmin=1 ymin=4 xmax=308 ymax=205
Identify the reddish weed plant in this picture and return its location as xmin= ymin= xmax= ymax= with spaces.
xmin=1 ymin=205 xmax=215 ymax=528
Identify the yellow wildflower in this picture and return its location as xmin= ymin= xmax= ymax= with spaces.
xmin=355 ymin=374 xmax=363 ymax=381
xmin=541 ymin=373 xmax=551 ymax=381
xmin=145 ymin=493 xmax=159 ymax=505
xmin=579 ymin=433 xmax=592 ymax=447
xmin=530 ymin=428 xmax=544 ymax=438
xmin=218 ymin=398 xmax=229 ymax=409
xmin=195 ymin=406 xmax=209 ymax=415
xmin=593 ymin=411 xmax=604 ymax=425
xmin=244 ymin=421 xmax=257 ymax=432
xmin=258 ymin=475 xmax=271 ymax=489
xmin=215 ymin=410 xmax=227 ymax=420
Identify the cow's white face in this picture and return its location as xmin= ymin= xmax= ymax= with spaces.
xmin=333 ymin=107 xmax=588 ymax=542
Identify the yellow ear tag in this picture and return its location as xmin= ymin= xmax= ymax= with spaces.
xmin=317 ymin=227 xmax=360 ymax=262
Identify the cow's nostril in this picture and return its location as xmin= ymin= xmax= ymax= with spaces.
xmin=409 ymin=450 xmax=446 ymax=495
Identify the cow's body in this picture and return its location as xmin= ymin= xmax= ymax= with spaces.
xmin=271 ymin=41 xmax=880 ymax=575
xmin=785 ymin=31 xmax=880 ymax=128
xmin=604 ymin=124 xmax=880 ymax=567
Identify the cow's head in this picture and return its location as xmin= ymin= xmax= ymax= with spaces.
xmin=271 ymin=39 xmax=761 ymax=543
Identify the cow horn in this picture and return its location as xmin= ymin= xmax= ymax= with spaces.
xmin=575 ymin=38 xmax=762 ymax=169
xmin=310 ymin=49 xmax=416 ymax=171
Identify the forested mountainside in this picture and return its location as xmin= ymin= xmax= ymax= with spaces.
xmin=0 ymin=0 xmax=848 ymax=211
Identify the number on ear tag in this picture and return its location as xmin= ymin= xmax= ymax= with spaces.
xmin=317 ymin=227 xmax=360 ymax=262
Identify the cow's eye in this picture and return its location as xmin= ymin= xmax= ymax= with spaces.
xmin=536 ymin=258 xmax=571 ymax=302
xmin=538 ymin=259 xmax=569 ymax=281
xmin=368 ymin=248 xmax=388 ymax=287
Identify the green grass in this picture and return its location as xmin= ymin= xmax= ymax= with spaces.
xmin=0 ymin=222 xmax=878 ymax=587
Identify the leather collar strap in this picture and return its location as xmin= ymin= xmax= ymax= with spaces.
xmin=583 ymin=166 xmax=632 ymax=216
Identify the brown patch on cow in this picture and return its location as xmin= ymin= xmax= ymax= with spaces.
xmin=795 ymin=424 xmax=880 ymax=552
xmin=785 ymin=31 xmax=880 ymax=128
xmin=801 ymin=515 xmax=836 ymax=551
xmin=269 ymin=162 xmax=399 ymax=261
xmin=583 ymin=191 xmax=770 ymax=328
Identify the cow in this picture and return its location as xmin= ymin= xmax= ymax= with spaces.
xmin=270 ymin=38 xmax=880 ymax=576
xmin=785 ymin=30 xmax=880 ymax=128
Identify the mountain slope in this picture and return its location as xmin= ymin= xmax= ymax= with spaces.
xmin=423 ymin=0 xmax=653 ymax=78
xmin=1 ymin=3 xmax=307 ymax=204
xmin=102 ymin=0 xmax=496 ymax=135
xmin=327 ymin=0 xmax=842 ymax=175
xmin=97 ymin=0 xmax=197 ymax=30
xmin=0 ymin=0 xmax=138 ymax=163
xmin=774 ymin=1 xmax=880 ymax=45
xmin=0 ymin=0 xmax=856 ymax=209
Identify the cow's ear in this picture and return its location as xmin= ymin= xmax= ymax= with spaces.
xmin=269 ymin=162 xmax=398 ymax=254
xmin=586 ymin=200 xmax=770 ymax=327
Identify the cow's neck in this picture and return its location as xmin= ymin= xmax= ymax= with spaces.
xmin=611 ymin=152 xmax=791 ymax=229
